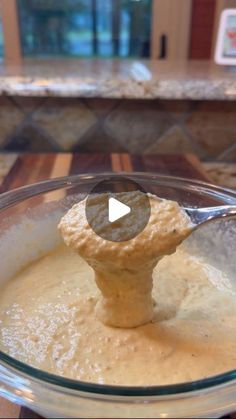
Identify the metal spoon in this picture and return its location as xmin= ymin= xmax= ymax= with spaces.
xmin=184 ymin=205 xmax=236 ymax=227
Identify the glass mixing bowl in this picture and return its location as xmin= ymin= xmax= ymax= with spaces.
xmin=0 ymin=172 xmax=235 ymax=419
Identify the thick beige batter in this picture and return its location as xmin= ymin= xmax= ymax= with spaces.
xmin=0 ymin=245 xmax=236 ymax=385
xmin=59 ymin=193 xmax=193 ymax=327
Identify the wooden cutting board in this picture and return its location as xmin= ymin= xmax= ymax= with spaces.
xmin=0 ymin=153 xmax=211 ymax=194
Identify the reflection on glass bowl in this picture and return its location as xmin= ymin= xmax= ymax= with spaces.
xmin=0 ymin=173 xmax=235 ymax=418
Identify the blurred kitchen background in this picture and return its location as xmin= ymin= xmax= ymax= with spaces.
xmin=0 ymin=0 xmax=235 ymax=183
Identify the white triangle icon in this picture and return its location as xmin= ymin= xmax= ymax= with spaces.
xmin=108 ymin=197 xmax=131 ymax=223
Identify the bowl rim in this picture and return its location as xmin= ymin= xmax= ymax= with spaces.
xmin=0 ymin=172 xmax=236 ymax=397
xmin=1 ymin=350 xmax=236 ymax=397
xmin=0 ymin=172 xmax=236 ymax=211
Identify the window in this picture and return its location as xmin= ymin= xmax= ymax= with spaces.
xmin=17 ymin=0 xmax=152 ymax=58
xmin=2 ymin=0 xmax=213 ymax=64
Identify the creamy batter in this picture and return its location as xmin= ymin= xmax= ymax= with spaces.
xmin=0 ymin=245 xmax=236 ymax=385
xmin=59 ymin=193 xmax=193 ymax=327
xmin=0 ymin=194 xmax=235 ymax=386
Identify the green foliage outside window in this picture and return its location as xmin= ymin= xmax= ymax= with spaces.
xmin=17 ymin=0 xmax=152 ymax=58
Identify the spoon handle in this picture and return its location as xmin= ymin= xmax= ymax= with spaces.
xmin=185 ymin=205 xmax=236 ymax=226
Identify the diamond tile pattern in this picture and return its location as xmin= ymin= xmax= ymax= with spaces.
xmin=0 ymin=97 xmax=25 ymax=146
xmin=73 ymin=123 xmax=126 ymax=153
xmin=105 ymin=100 xmax=174 ymax=153
xmin=185 ymin=102 xmax=236 ymax=158
xmin=145 ymin=125 xmax=205 ymax=156
xmin=5 ymin=123 xmax=59 ymax=152
xmin=32 ymin=98 xmax=97 ymax=150
xmin=83 ymin=98 xmax=119 ymax=117
xmin=160 ymin=100 xmax=193 ymax=121
xmin=11 ymin=97 xmax=46 ymax=115
xmin=0 ymin=96 xmax=235 ymax=160
xmin=218 ymin=143 xmax=236 ymax=162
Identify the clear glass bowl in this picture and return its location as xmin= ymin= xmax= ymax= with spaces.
xmin=0 ymin=172 xmax=235 ymax=419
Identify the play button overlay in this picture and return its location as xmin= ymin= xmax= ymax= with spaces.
xmin=108 ymin=197 xmax=131 ymax=223
xmin=85 ymin=176 xmax=151 ymax=242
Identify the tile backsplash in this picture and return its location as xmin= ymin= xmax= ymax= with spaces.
xmin=0 ymin=96 xmax=235 ymax=161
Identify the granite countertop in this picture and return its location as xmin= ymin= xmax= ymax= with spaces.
xmin=0 ymin=59 xmax=236 ymax=99
xmin=203 ymin=162 xmax=236 ymax=189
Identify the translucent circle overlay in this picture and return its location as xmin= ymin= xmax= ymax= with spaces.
xmin=85 ymin=176 xmax=151 ymax=242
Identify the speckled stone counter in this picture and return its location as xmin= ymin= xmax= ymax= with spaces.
xmin=0 ymin=59 xmax=235 ymax=157
xmin=0 ymin=59 xmax=236 ymax=100
xmin=203 ymin=162 xmax=236 ymax=189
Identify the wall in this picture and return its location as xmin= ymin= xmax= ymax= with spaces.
xmin=189 ymin=0 xmax=216 ymax=59
xmin=0 ymin=96 xmax=235 ymax=161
